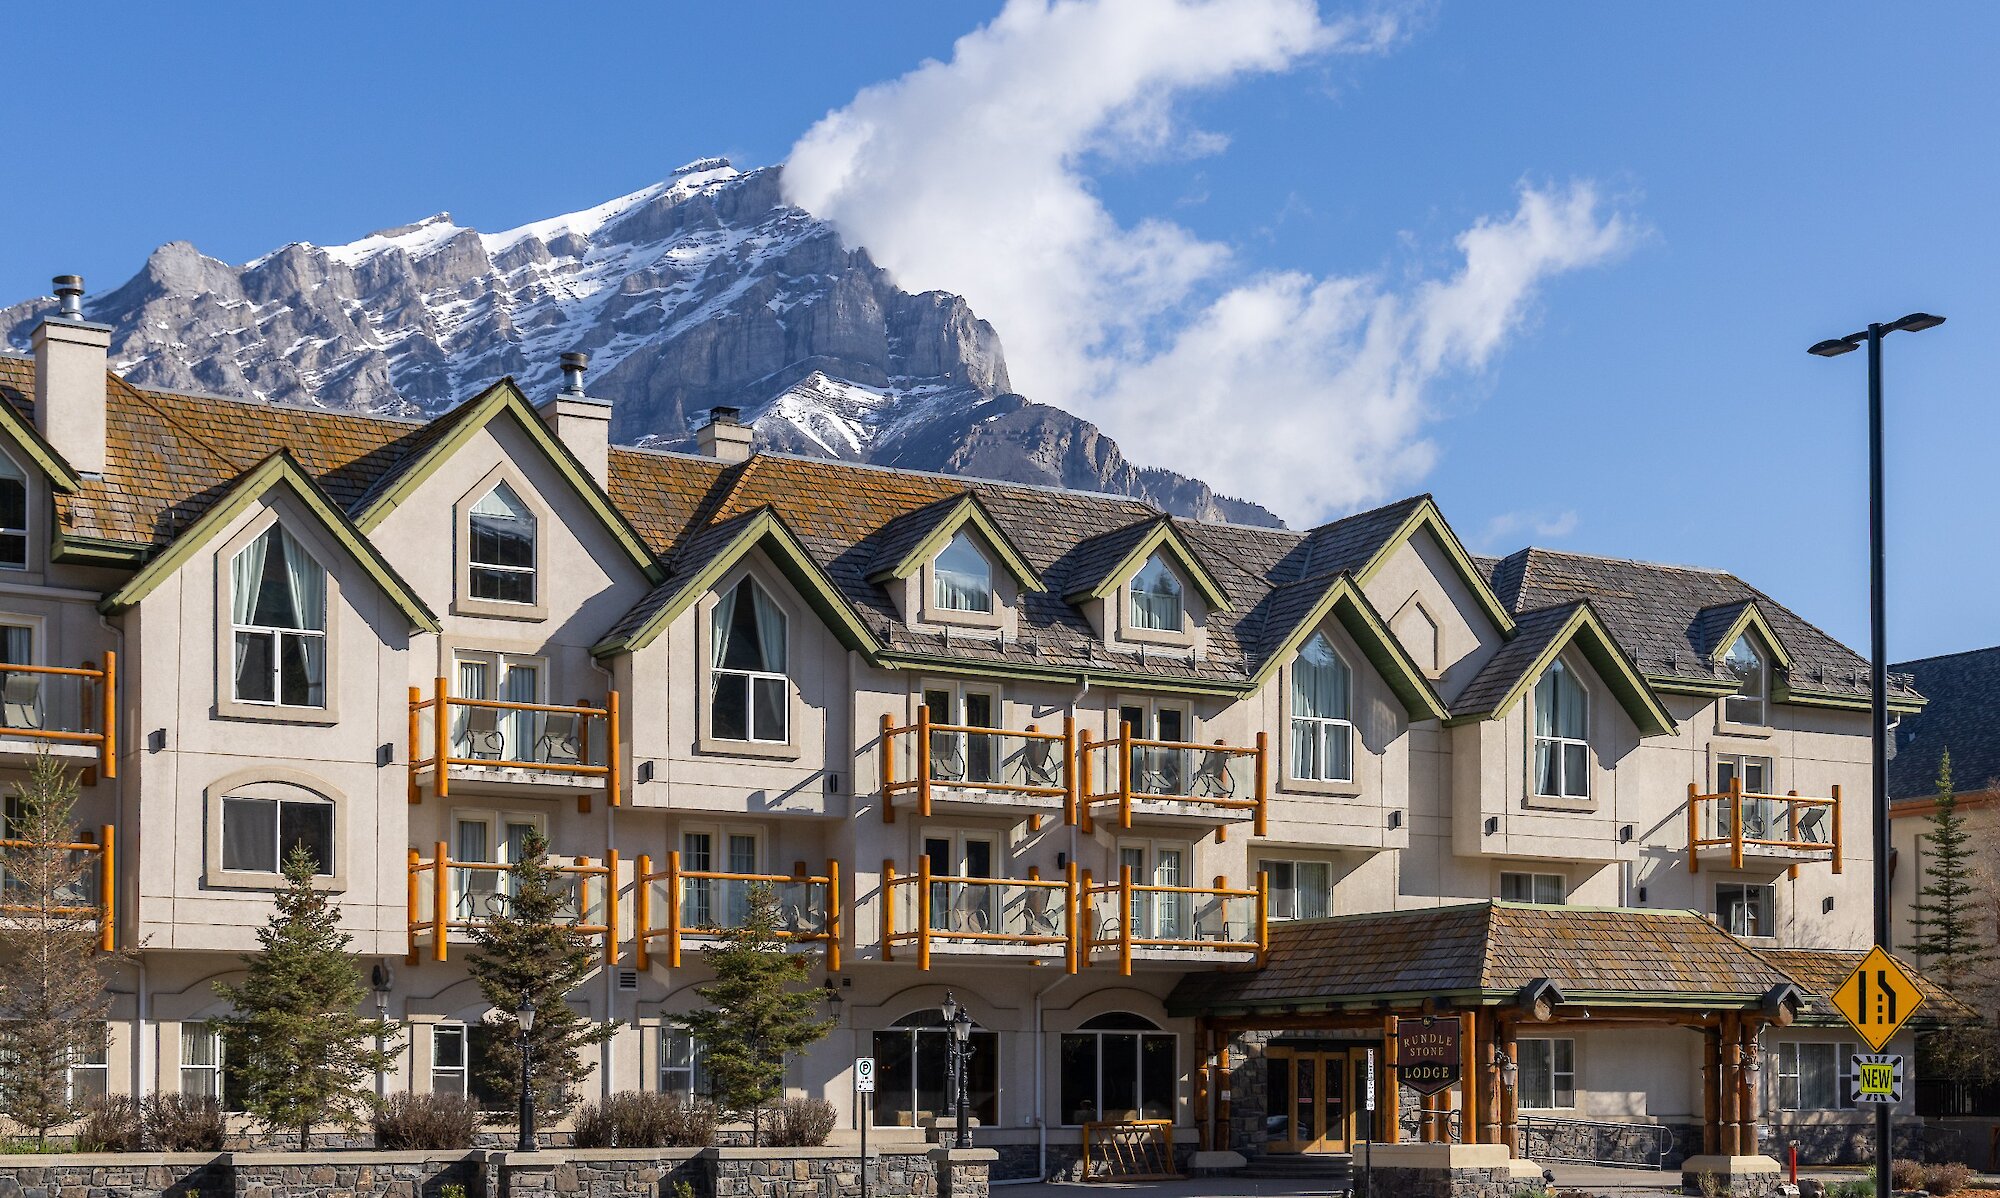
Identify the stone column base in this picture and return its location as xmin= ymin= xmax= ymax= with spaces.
xmin=931 ymin=1146 xmax=997 ymax=1198
xmin=1355 ymin=1142 xmax=1548 ymax=1198
xmin=1680 ymin=1154 xmax=1786 ymax=1197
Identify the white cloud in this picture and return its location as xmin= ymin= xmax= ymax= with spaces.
xmin=784 ymin=0 xmax=1631 ymax=526
xmin=1480 ymin=507 xmax=1581 ymax=550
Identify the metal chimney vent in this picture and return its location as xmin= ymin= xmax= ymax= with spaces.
xmin=52 ymin=275 xmax=83 ymax=320
xmin=559 ymin=351 xmax=588 ymax=395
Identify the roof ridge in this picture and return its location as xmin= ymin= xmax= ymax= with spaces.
xmin=1893 ymin=645 xmax=2000 ymax=668
xmin=117 ymin=375 xmax=258 ymax=478
xmin=1516 ymin=545 xmax=1734 ymax=577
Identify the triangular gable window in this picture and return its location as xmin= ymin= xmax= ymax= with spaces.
xmin=1130 ymin=553 xmax=1183 ymax=631
xmin=1723 ymin=633 xmax=1767 ymax=726
xmin=933 ymin=531 xmax=994 ymax=614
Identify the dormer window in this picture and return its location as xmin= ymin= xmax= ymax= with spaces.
xmin=231 ymin=524 xmax=327 ymax=708
xmin=469 ymin=483 xmax=536 ymax=604
xmin=933 ymin=531 xmax=993 ymax=614
xmin=0 ymin=456 xmax=25 ymax=569
xmin=1130 ymin=553 xmax=1183 ymax=631
xmin=1290 ymin=632 xmax=1353 ymax=783
xmin=1724 ymin=634 xmax=1767 ymax=725
xmin=711 ymin=577 xmax=788 ymax=744
xmin=1533 ymin=659 xmax=1588 ymax=799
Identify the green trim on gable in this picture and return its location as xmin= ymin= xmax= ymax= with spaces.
xmin=592 ymin=508 xmax=880 ymax=658
xmin=1354 ymin=499 xmax=1517 ymax=637
xmin=99 ymin=452 xmax=439 ymax=632
xmin=353 ymin=378 xmax=662 ymax=584
xmin=1777 ymin=685 xmax=1927 ymax=715
xmin=864 ymin=495 xmax=1044 ymax=591
xmin=50 ymin=530 xmax=148 ymax=568
xmin=1708 ymin=603 xmax=1794 ymax=671
xmin=1063 ymin=519 xmax=1232 ymax=612
xmin=1452 ymin=604 xmax=1677 ymax=738
xmin=0 ymin=400 xmax=82 ymax=492
xmin=1245 ymin=575 xmax=1449 ymax=723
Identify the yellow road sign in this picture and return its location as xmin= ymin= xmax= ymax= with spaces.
xmin=1831 ymin=947 xmax=1925 ymax=1052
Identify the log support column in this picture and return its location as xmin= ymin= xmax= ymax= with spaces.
xmin=1382 ymin=1014 xmax=1400 ymax=1145
xmin=1498 ymin=1022 xmax=1519 ymax=1158
xmin=1479 ymin=1009 xmax=1501 ymax=1148
xmin=1702 ymin=1023 xmax=1721 ymax=1156
xmin=1458 ymin=1009 xmax=1478 ymax=1145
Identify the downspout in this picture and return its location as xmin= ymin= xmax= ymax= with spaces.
xmin=99 ymin=612 xmax=144 ymax=1099
xmin=1019 ymin=971 xmax=1075 ymax=1186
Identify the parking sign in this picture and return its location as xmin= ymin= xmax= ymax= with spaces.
xmin=855 ymin=1056 xmax=876 ymax=1093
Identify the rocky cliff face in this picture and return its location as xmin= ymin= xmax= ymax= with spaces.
xmin=0 ymin=160 xmax=1277 ymax=526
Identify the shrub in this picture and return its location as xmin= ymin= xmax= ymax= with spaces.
xmin=1897 ymin=1159 xmax=1929 ymax=1192
xmin=439 ymin=1187 xmax=468 ymax=1198
xmin=73 ymin=1094 xmax=143 ymax=1152
xmin=1827 ymin=1180 xmax=1874 ymax=1198
xmin=664 ymin=1097 xmax=721 ymax=1148
xmin=372 ymin=1092 xmax=479 ymax=1150
xmin=574 ymin=1092 xmax=722 ymax=1148
xmin=767 ymin=1096 xmax=836 ymax=1148
xmin=1925 ymin=1163 xmax=1974 ymax=1196
xmin=143 ymin=1093 xmax=225 ymax=1151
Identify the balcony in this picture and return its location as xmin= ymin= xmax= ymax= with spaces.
xmin=882 ymin=859 xmax=1076 ymax=971
xmin=1081 ymin=869 xmax=1265 ymax=975
xmin=879 ymin=709 xmax=1074 ymax=826
xmin=0 ymin=655 xmax=117 ymax=779
xmin=0 ymin=824 xmax=116 ymax=951
xmin=634 ymin=853 xmax=841 ymax=971
xmin=1077 ymin=726 xmax=1266 ymax=834
xmin=1687 ymin=781 xmax=1842 ymax=876
xmin=408 ymin=677 xmax=619 ymax=806
xmin=406 ymin=842 xmax=617 ymax=963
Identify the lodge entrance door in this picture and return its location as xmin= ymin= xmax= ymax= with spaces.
xmin=1263 ymin=1046 xmax=1371 ymax=1154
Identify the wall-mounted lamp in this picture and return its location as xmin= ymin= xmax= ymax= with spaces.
xmin=1822 ymin=896 xmax=1835 ymax=915
xmin=1619 ymin=824 xmax=1634 ymax=843
xmin=637 ymin=761 xmax=655 ymax=784
xmin=1388 ymin=810 xmax=1403 ymax=830
xmin=1483 ymin=816 xmax=1499 ymax=836
xmin=1491 ymin=1044 xmax=1519 ymax=1089
xmin=147 ymin=729 xmax=166 ymax=752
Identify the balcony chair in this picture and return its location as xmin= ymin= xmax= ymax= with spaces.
xmin=1020 ymin=887 xmax=1063 ymax=938
xmin=929 ymin=733 xmax=967 ymax=783
xmin=456 ymin=707 xmax=507 ymax=761
xmin=949 ymin=885 xmax=994 ymax=934
xmin=1 ymin=672 xmax=42 ymax=732
xmin=536 ymin=711 xmax=582 ymax=766
xmin=1021 ymin=738 xmax=1061 ymax=788
xmin=1131 ymin=747 xmax=1185 ymax=797
xmin=1189 ymin=749 xmax=1236 ymax=800
xmin=1796 ymin=805 xmax=1830 ymax=845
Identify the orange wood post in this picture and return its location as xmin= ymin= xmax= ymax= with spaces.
xmin=1118 ymin=863 xmax=1134 ymax=976
xmin=1687 ymin=782 xmax=1700 ymax=873
xmin=1383 ymin=1013 xmax=1402 ymax=1144
xmin=634 ymin=854 xmax=652 ymax=971
xmin=882 ymin=860 xmax=897 ymax=962
xmin=1788 ymin=789 xmax=1802 ymax=880
xmin=826 ymin=858 xmax=842 ymax=972
xmin=1078 ymin=729 xmax=1096 ymax=833
xmin=917 ymin=852 xmax=933 ymax=971
xmin=433 ymin=840 xmax=450 ymax=963
xmin=1117 ymin=720 xmax=1134 ymax=829
xmin=407 ymin=848 xmax=422 ymax=965
xmin=433 ymin=675 xmax=451 ymax=800
xmin=607 ymin=691 xmax=622 ymax=807
xmin=1738 ymin=1018 xmax=1758 ymax=1158
xmin=1253 ymin=731 xmax=1269 ymax=836
xmin=666 ymin=850 xmax=683 ymax=967
xmin=1217 ymin=1040 xmax=1233 ymax=1153
xmin=1729 ymin=776 xmax=1745 ymax=870
xmin=1063 ymin=715 xmax=1078 ymax=826
xmin=100 ymin=651 xmax=116 ymax=780
xmin=604 ymin=849 xmax=621 ymax=964
xmin=1065 ymin=859 xmax=1080 ymax=974
xmin=97 ymin=824 xmax=115 ymax=952
xmin=1458 ymin=1008 xmax=1479 ymax=1144
xmin=1080 ymin=868 xmax=1094 ymax=970
xmin=1196 ymin=1026 xmax=1212 ymax=1152
xmin=1255 ymin=871 xmax=1269 ymax=963
xmin=408 ymin=688 xmax=424 ymax=804
xmin=880 ymin=713 xmax=896 ymax=824
xmin=1831 ymin=784 xmax=1843 ymax=873
xmin=915 ymin=705 xmax=933 ymax=818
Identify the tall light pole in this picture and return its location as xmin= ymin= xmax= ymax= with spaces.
xmin=1808 ymin=310 xmax=1945 ymax=1198
xmin=940 ymin=992 xmax=973 ymax=1150
xmin=515 ymin=998 xmax=539 ymax=1152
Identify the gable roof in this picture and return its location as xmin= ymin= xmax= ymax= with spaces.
xmin=863 ymin=493 xmax=1043 ymax=591
xmin=1353 ymin=497 xmax=1517 ymax=636
xmin=0 ymin=391 xmax=81 ymax=492
xmin=1694 ymin=599 xmax=1793 ymax=670
xmin=1755 ymin=947 xmax=1975 ymax=1024
xmin=1889 ymin=646 xmax=2000 ymax=800
xmin=1244 ymin=574 xmax=1448 ymax=722
xmin=99 ymin=451 xmax=437 ymax=632
xmin=1449 ymin=601 xmax=1677 ymax=737
xmin=1062 ymin=515 xmax=1231 ymax=611
xmin=1482 ymin=546 xmax=1921 ymax=712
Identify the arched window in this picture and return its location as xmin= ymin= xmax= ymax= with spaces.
xmin=932 ymin=531 xmax=994 ymax=613
xmin=1129 ymin=553 xmax=1183 ymax=631
xmin=1290 ymin=632 xmax=1353 ymax=782
xmin=1060 ymin=1013 xmax=1176 ymax=1126
xmin=468 ymin=482 xmax=537 ymax=604
xmin=1533 ymin=660 xmax=1589 ymax=799
xmin=1723 ymin=634 xmax=1767 ymax=725
xmin=872 ymin=1009 xmax=998 ymax=1128
xmin=0 ymin=454 xmax=27 ymax=569
xmin=711 ymin=576 xmax=788 ymax=743
xmin=230 ymin=524 xmax=326 ymax=707
xmin=220 ymin=780 xmax=334 ymax=876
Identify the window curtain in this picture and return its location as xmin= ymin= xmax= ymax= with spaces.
xmin=1298 ymin=862 xmax=1331 ymax=919
xmin=1534 ymin=668 xmax=1559 ymax=739
xmin=279 ymin=528 xmax=325 ymax=631
xmin=749 ymin=582 xmax=785 ymax=672
xmin=711 ymin=583 xmax=738 ymax=668
xmin=231 ymin=528 xmax=270 ymax=625
xmin=1557 ymin=668 xmax=1586 ymax=739
xmin=503 ymin=663 xmax=538 ymax=759
xmin=1293 ymin=634 xmax=1348 ymax=720
xmin=0 ymin=625 xmax=29 ymax=665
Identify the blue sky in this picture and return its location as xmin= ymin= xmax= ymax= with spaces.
xmin=3 ymin=3 xmax=1994 ymax=660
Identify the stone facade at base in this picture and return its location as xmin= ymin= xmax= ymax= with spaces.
xmin=1352 ymin=1144 xmax=1544 ymax=1198
xmin=231 ymin=1150 xmax=487 ymax=1198
xmin=1679 ymin=1154 xmax=1785 ymax=1198
xmin=0 ymin=1153 xmax=229 ymax=1198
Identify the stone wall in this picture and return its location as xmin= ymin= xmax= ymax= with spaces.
xmin=1358 ymin=1163 xmax=1546 ymax=1198
xmin=230 ymin=1151 xmax=487 ymax=1198
xmin=0 ymin=1152 xmax=228 ymax=1198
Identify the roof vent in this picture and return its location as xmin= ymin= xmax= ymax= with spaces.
xmin=53 ymin=275 xmax=84 ymax=320
xmin=559 ymin=351 xmax=588 ymax=395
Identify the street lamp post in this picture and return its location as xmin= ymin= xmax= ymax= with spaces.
xmin=516 ymin=998 xmax=538 ymax=1152
xmin=1808 ymin=311 xmax=1945 ymax=1198
xmin=940 ymin=992 xmax=973 ymax=1150
xmin=370 ymin=961 xmax=394 ymax=1101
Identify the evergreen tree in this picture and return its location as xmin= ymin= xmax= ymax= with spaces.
xmin=682 ymin=882 xmax=833 ymax=1146
xmin=1910 ymin=751 xmax=1993 ymax=984
xmin=465 ymin=830 xmax=615 ymax=1125
xmin=0 ymin=751 xmax=122 ymax=1145
xmin=214 ymin=844 xmax=398 ymax=1149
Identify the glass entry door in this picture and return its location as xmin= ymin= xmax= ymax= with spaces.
xmin=1263 ymin=1047 xmax=1370 ymax=1154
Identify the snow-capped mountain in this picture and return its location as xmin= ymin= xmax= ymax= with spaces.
xmin=0 ymin=159 xmax=1277 ymax=526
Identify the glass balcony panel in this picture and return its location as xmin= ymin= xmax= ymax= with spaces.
xmin=0 ymin=846 xmax=101 ymax=912
xmin=679 ymin=877 xmax=828 ymax=938
xmin=920 ymin=878 xmax=1068 ymax=940
xmin=908 ymin=728 xmax=1067 ymax=792
xmin=1100 ymin=888 xmax=1256 ymax=947
xmin=0 ymin=669 xmax=96 ymax=738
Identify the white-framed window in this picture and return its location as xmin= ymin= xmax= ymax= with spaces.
xmin=230 ymin=524 xmax=327 ymax=708
xmin=680 ymin=825 xmax=762 ymax=930
xmin=468 ymin=482 xmax=537 ymax=605
xmin=1129 ymin=553 xmax=1183 ymax=632
xmin=221 ymin=786 xmax=334 ymax=876
xmin=180 ymin=1021 xmax=239 ymax=1109
xmin=68 ymin=1023 xmax=107 ymax=1102
xmin=1723 ymin=634 xmax=1767 ymax=725
xmin=661 ymin=1026 xmax=708 ymax=1099
xmin=924 ymin=682 xmax=1001 ymax=785
xmin=1119 ymin=698 xmax=1190 ymax=795
xmin=923 ymin=829 xmax=1000 ymax=933
xmin=711 ymin=576 xmax=788 ymax=743
xmin=1518 ymin=1038 xmax=1575 ymax=1109
xmin=1118 ymin=839 xmax=1189 ymax=940
xmin=1777 ymin=1041 xmax=1857 ymax=1111
xmin=1533 ymin=660 xmax=1589 ymax=798
xmin=1260 ymin=859 xmax=1332 ymax=921
xmin=1059 ymin=1013 xmax=1176 ymax=1125
xmin=452 ymin=652 xmax=545 ymax=763
xmin=1717 ymin=882 xmax=1776 ymax=937
xmin=0 ymin=622 xmax=38 ymax=736
xmin=0 ymin=455 xmax=26 ymax=569
xmin=1714 ymin=754 xmax=1779 ymax=840
xmin=452 ymin=810 xmax=548 ymax=922
xmin=932 ymin=531 xmax=994 ymax=614
xmin=1501 ymin=872 xmax=1566 ymax=905
xmin=431 ymin=1024 xmax=468 ymax=1095
xmin=1290 ymin=631 xmax=1353 ymax=783
xmin=871 ymin=1009 xmax=998 ymax=1128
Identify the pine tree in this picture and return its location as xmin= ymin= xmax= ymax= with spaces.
xmin=465 ymin=830 xmax=616 ymax=1125
xmin=1910 ymin=751 xmax=1993 ymax=984
xmin=682 ymin=882 xmax=833 ymax=1146
xmin=214 ymin=844 xmax=399 ymax=1149
xmin=0 ymin=750 xmax=121 ymax=1145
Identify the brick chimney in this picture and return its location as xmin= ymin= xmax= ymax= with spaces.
xmin=31 ymin=275 xmax=110 ymax=476
xmin=697 ymin=406 xmax=753 ymax=463
xmin=536 ymin=351 xmax=611 ymax=486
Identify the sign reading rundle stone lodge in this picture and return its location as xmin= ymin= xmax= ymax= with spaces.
xmin=1396 ymin=1016 xmax=1462 ymax=1095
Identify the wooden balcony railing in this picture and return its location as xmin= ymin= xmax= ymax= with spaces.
xmin=0 ymin=654 xmax=116 ymax=779
xmin=634 ymin=853 xmax=841 ymax=971
xmin=879 ymin=708 xmax=1075 ymax=823
xmin=882 ymin=858 xmax=1078 ymax=972
xmin=1077 ymin=724 xmax=1266 ymax=834
xmin=408 ymin=676 xmax=619 ymax=805
xmin=1687 ymin=779 xmax=1842 ymax=875
xmin=1080 ymin=867 xmax=1266 ymax=976
xmin=406 ymin=842 xmax=618 ymax=964
xmin=0 ymin=825 xmax=116 ymax=951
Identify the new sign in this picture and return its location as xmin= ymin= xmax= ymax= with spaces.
xmin=1850 ymin=1054 xmax=1904 ymax=1105
xmin=1396 ymin=1016 xmax=1461 ymax=1095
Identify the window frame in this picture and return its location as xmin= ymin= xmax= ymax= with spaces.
xmin=219 ymin=791 xmax=335 ymax=878
xmin=1776 ymin=1040 xmax=1858 ymax=1112
xmin=1059 ymin=1014 xmax=1178 ymax=1126
xmin=178 ymin=1021 xmax=244 ymax=1111
xmin=451 ymin=808 xmax=553 ymax=924
xmin=214 ymin=514 xmax=341 ymax=724
xmin=660 ymin=1024 xmax=709 ymax=1099
xmin=431 ymin=1023 xmax=469 ymax=1096
xmin=871 ymin=1009 xmax=1000 ymax=1128
xmin=1500 ymin=871 xmax=1567 ymax=905
xmin=1258 ymin=857 xmax=1333 ymax=921
xmin=228 ymin=523 xmax=329 ymax=710
xmin=466 ymin=481 xmax=539 ymax=607
xmin=930 ymin=530 xmax=995 ymax=615
xmin=1722 ymin=633 xmax=1770 ymax=728
xmin=1287 ymin=630 xmax=1355 ymax=786
xmin=1716 ymin=881 xmax=1777 ymax=938
xmin=1127 ymin=552 xmax=1185 ymax=634
xmin=201 ymin=769 xmax=347 ymax=891
xmin=0 ymin=451 xmax=29 ymax=571
xmin=1517 ymin=1037 xmax=1576 ymax=1110
xmin=452 ymin=464 xmax=551 ymax=621
xmin=698 ymin=567 xmax=799 ymax=758
xmin=1531 ymin=659 xmax=1591 ymax=801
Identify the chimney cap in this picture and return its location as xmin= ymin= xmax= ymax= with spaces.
xmin=52 ymin=275 xmax=84 ymax=320
xmin=558 ymin=351 xmax=589 ymax=396
xmin=560 ymin=351 xmax=589 ymax=370
xmin=709 ymin=405 xmax=743 ymax=426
